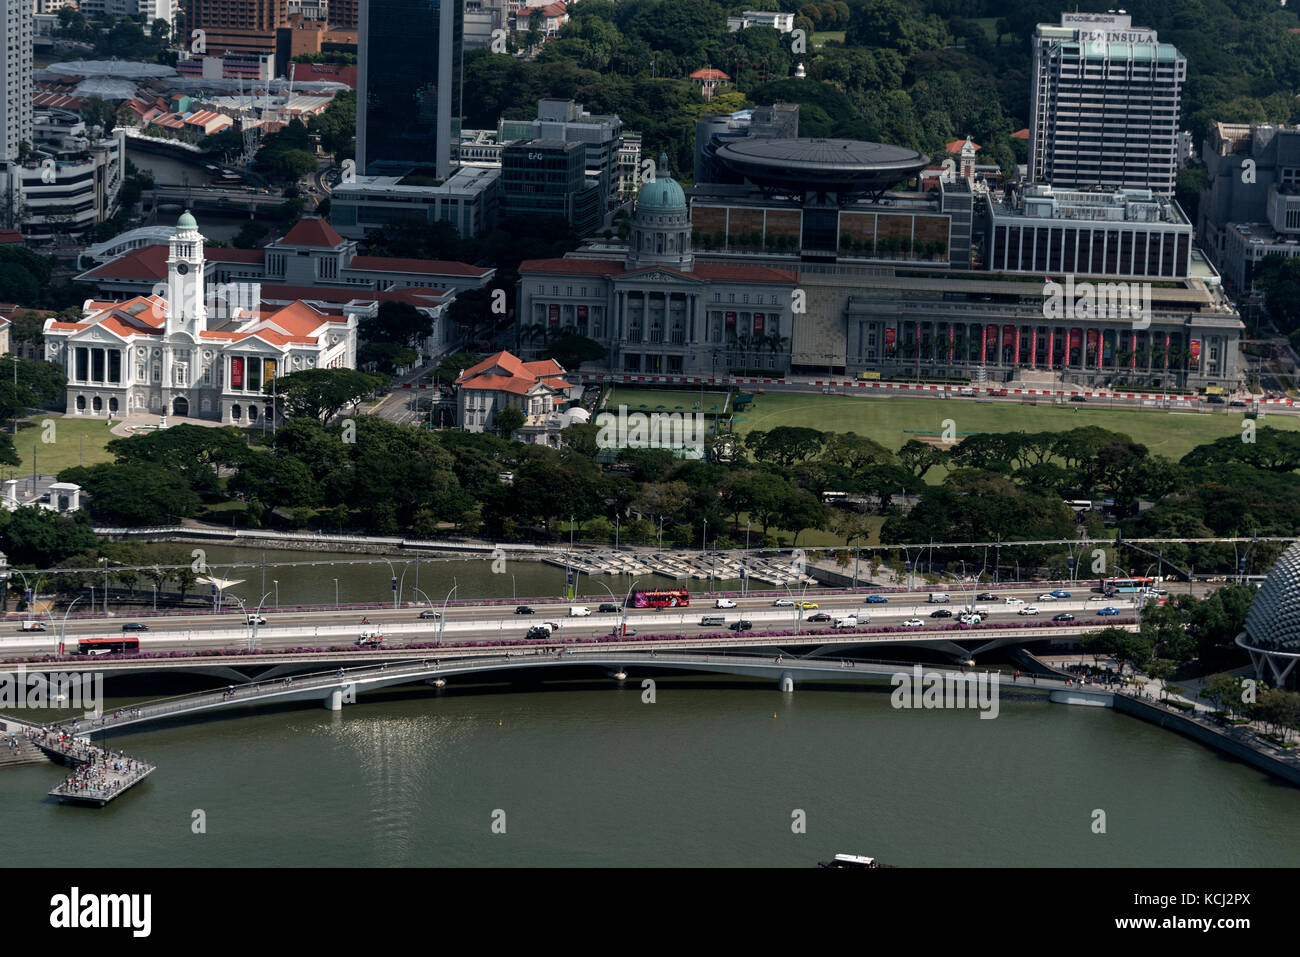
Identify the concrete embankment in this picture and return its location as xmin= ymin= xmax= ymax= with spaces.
xmin=1113 ymin=694 xmax=1300 ymax=787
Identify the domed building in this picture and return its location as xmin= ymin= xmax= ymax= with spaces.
xmin=516 ymin=154 xmax=799 ymax=377
xmin=1237 ymin=542 xmax=1300 ymax=688
xmin=627 ymin=154 xmax=693 ymax=272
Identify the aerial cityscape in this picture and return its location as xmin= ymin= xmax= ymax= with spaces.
xmin=0 ymin=0 xmax=1298 ymax=897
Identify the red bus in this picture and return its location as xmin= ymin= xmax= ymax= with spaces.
xmin=74 ymin=637 xmax=141 ymax=656
xmin=632 ymin=589 xmax=690 ymax=608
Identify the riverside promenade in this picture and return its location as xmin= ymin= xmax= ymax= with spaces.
xmin=26 ymin=724 xmax=155 ymax=806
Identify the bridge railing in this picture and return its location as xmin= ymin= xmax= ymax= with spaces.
xmin=66 ymin=644 xmax=1090 ymax=736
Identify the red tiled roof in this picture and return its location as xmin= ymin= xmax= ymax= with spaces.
xmin=208 ymin=249 xmax=266 ymax=263
xmin=280 ymin=218 xmax=345 ymax=248
xmin=518 ymin=258 xmax=622 ymax=276
xmin=519 ymin=257 xmax=797 ymax=284
xmin=945 ymin=137 xmax=979 ymax=154
xmin=83 ymin=242 xmax=263 ymax=281
xmin=0 ymin=229 xmax=22 ymax=244
xmin=1011 ymin=128 xmax=1030 ymax=140
xmin=258 ymin=284 xmax=448 ymax=308
xmin=348 ymin=255 xmax=491 ymax=277
xmin=456 ymin=350 xmax=571 ymax=393
xmin=84 ymin=245 xmax=169 ymax=281
xmin=690 ymin=68 xmax=730 ymax=81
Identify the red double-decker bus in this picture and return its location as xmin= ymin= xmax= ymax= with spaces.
xmin=632 ymin=589 xmax=690 ymax=608
xmin=74 ymin=637 xmax=140 ymax=656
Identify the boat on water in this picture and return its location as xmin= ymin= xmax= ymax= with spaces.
xmin=818 ymin=853 xmax=885 ymax=869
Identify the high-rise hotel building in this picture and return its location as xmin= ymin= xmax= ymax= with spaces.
xmin=184 ymin=0 xmax=291 ymax=57
xmin=357 ymin=0 xmax=462 ymax=179
xmin=0 ymin=0 xmax=32 ymax=166
xmin=1029 ymin=12 xmax=1186 ymax=196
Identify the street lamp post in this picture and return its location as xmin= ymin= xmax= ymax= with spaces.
xmin=273 ymin=580 xmax=279 ymax=611
xmin=43 ymin=596 xmax=82 ymax=656
xmin=333 ymin=578 xmax=339 ymax=608
xmin=618 ymin=578 xmax=641 ymax=638
xmin=437 ymin=584 xmax=458 ymax=646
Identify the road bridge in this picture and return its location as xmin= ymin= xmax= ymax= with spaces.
xmin=58 ymin=648 xmax=1093 ymax=741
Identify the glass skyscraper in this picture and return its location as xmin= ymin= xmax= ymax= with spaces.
xmin=357 ymin=0 xmax=463 ymax=179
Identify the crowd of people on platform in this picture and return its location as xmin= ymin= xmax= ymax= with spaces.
xmin=23 ymin=725 xmax=149 ymax=798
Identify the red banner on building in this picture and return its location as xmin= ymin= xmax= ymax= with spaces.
xmin=230 ymin=357 xmax=243 ymax=389
xmin=884 ymin=327 xmax=896 ymax=350
xmin=1163 ymin=333 xmax=1170 ymax=369
xmin=753 ymin=313 xmax=765 ymax=335
xmin=577 ymin=305 xmax=588 ymax=321
xmin=1086 ymin=329 xmax=1098 ymax=352
xmin=548 ymin=304 xmax=560 ymax=327
xmin=948 ymin=324 xmax=954 ymax=362
xmin=725 ymin=312 xmax=737 ymax=327
xmin=1190 ymin=339 xmax=1201 ymax=361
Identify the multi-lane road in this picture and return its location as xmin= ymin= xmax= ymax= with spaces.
xmin=0 ymin=583 xmax=1184 ymax=657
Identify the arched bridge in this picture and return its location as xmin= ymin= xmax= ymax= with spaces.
xmin=56 ymin=649 xmax=1109 ymax=740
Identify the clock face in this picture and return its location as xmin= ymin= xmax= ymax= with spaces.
xmin=176 ymin=262 xmax=189 ymax=275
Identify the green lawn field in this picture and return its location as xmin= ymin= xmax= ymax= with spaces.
xmin=729 ymin=392 xmax=1300 ymax=462
xmin=11 ymin=415 xmax=117 ymax=477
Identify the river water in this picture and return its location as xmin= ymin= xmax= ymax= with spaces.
xmin=127 ymin=148 xmax=263 ymax=243
xmin=140 ymin=544 xmax=747 ymax=608
xmin=8 ymin=548 xmax=1297 ymax=867
xmin=5 ymin=683 xmax=1299 ymax=867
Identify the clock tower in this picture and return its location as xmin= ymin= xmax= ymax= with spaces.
xmin=166 ymin=210 xmax=207 ymax=336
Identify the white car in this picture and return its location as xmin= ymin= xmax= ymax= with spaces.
xmin=1088 ymin=595 xmax=1111 ymax=602
xmin=715 ymin=598 xmax=737 ymax=609
xmin=1018 ymin=606 xmax=1040 ymax=616
xmin=773 ymin=598 xmax=795 ymax=607
xmin=1003 ymin=597 xmax=1025 ymax=606
xmin=901 ymin=618 xmax=924 ymax=627
xmin=1036 ymin=593 xmax=1058 ymax=601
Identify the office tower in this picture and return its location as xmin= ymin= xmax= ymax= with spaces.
xmin=1029 ymin=12 xmax=1186 ymax=196
xmin=357 ymin=0 xmax=462 ymax=179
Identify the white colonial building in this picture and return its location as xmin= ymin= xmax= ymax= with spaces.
xmin=44 ymin=211 xmax=358 ymax=425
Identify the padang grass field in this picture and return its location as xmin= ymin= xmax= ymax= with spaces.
xmin=618 ymin=390 xmax=1300 ymax=463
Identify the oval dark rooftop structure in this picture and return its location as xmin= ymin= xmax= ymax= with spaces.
xmin=713 ymin=137 xmax=930 ymax=198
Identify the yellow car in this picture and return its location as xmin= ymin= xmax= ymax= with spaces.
xmin=799 ymin=601 xmax=819 ymax=610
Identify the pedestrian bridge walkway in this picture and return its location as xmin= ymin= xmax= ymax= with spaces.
xmin=56 ymin=649 xmax=1102 ymax=740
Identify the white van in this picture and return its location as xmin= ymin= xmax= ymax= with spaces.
xmin=355 ymin=630 xmax=383 ymax=646
xmin=715 ymin=598 xmax=737 ymax=608
xmin=928 ymin=593 xmax=951 ymax=603
xmin=568 ymin=606 xmax=591 ymax=617
xmin=18 ymin=620 xmax=45 ymax=632
xmin=834 ymin=616 xmax=859 ymax=628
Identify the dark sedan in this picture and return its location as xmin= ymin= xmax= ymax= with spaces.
xmin=515 ymin=606 xmax=535 ymax=615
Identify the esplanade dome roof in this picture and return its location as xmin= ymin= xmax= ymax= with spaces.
xmin=637 ymin=153 xmax=686 ymax=213
xmin=1243 ymin=543 xmax=1300 ymax=653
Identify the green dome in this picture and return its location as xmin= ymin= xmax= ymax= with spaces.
xmin=638 ymin=153 xmax=686 ymax=212
xmin=177 ymin=210 xmax=197 ymax=229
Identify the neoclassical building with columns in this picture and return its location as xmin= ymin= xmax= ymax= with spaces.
xmin=44 ymin=212 xmax=358 ymax=425
xmin=517 ymin=156 xmax=800 ymax=377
